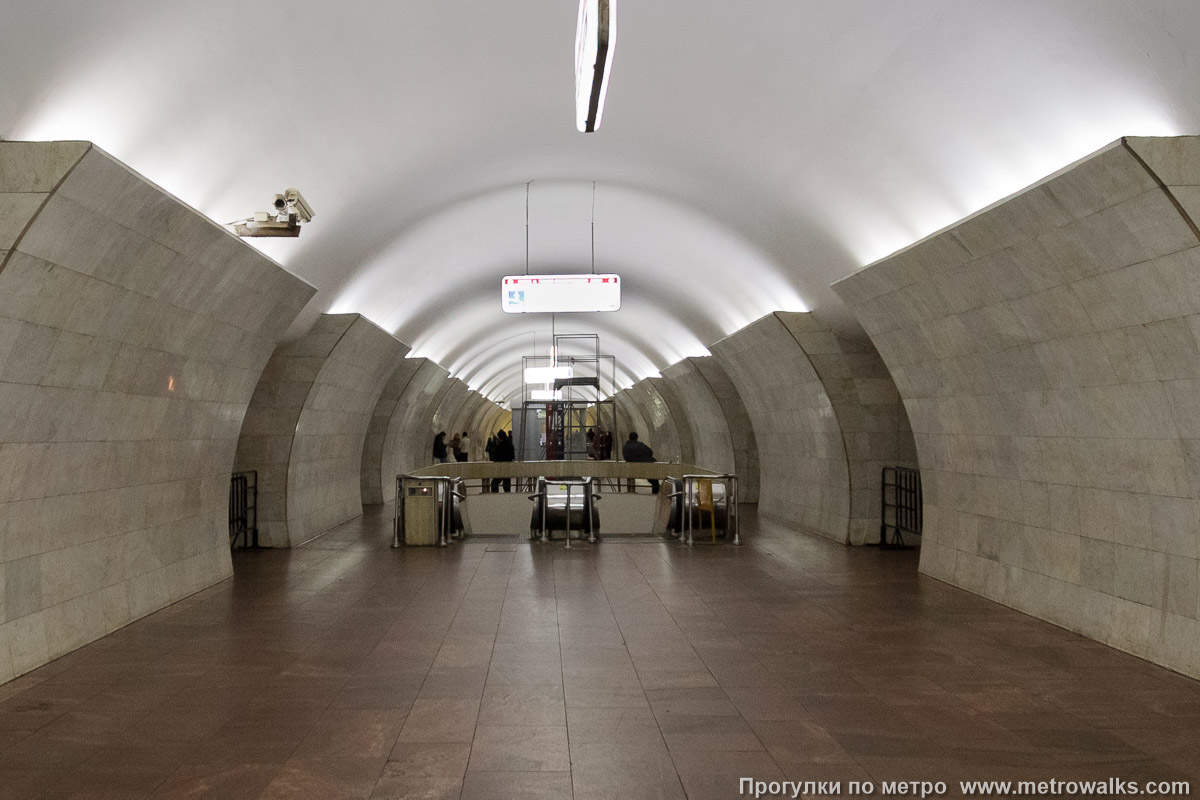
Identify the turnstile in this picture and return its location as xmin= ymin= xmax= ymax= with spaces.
xmin=393 ymin=475 xmax=464 ymax=547
xmin=665 ymin=473 xmax=740 ymax=545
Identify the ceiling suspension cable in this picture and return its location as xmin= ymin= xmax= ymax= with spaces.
xmin=525 ymin=181 xmax=532 ymax=275
xmin=591 ymin=181 xmax=596 ymax=274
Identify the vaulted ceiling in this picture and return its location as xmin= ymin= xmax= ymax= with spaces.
xmin=4 ymin=0 xmax=1199 ymax=402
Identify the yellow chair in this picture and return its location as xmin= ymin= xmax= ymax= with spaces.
xmin=697 ymin=479 xmax=717 ymax=543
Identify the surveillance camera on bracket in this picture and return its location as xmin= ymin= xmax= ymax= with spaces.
xmin=229 ymin=188 xmax=315 ymax=238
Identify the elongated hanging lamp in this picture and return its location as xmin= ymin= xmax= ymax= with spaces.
xmin=575 ymin=0 xmax=615 ymax=132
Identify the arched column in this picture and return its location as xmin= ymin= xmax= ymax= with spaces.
xmin=0 ymin=142 xmax=313 ymax=681
xmin=711 ymin=313 xmax=851 ymax=541
xmin=834 ymin=136 xmax=1200 ymax=677
xmin=374 ymin=359 xmax=451 ymax=486
xmin=648 ymin=376 xmax=696 ymax=463
xmin=689 ymin=356 xmax=761 ymax=503
xmin=361 ymin=353 xmax=420 ymax=505
xmin=614 ymin=381 xmax=684 ymax=462
xmin=660 ymin=359 xmax=736 ymax=475
xmin=234 ymin=314 xmax=406 ymax=546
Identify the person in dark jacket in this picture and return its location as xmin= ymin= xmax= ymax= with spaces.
xmin=622 ymin=432 xmax=659 ymax=494
xmin=432 ymin=431 xmax=448 ymax=464
xmin=490 ymin=430 xmax=515 ymax=492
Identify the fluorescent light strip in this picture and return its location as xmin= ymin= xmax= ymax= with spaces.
xmin=524 ymin=366 xmax=574 ymax=382
xmin=575 ymin=0 xmax=615 ymax=133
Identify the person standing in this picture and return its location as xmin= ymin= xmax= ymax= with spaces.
xmin=490 ymin=430 xmax=515 ymax=492
xmin=622 ymin=431 xmax=659 ymax=494
xmin=458 ymin=431 xmax=471 ymax=462
xmin=596 ymin=426 xmax=612 ymax=460
xmin=432 ymin=431 xmax=448 ymax=464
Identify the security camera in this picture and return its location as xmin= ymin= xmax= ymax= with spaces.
xmin=284 ymin=188 xmax=314 ymax=223
xmin=227 ymin=187 xmax=314 ymax=238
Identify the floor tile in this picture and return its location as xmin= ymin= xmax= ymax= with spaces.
xmin=467 ymin=726 xmax=569 ymax=772
xmin=1 ymin=507 xmax=1197 ymax=798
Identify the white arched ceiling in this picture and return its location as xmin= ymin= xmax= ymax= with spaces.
xmin=4 ymin=0 xmax=1198 ymax=401
xmin=325 ymin=181 xmax=779 ymax=402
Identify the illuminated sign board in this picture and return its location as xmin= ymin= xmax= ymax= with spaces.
xmin=502 ymin=274 xmax=621 ymax=313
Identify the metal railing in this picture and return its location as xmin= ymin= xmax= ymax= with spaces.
xmin=879 ymin=466 xmax=921 ymax=549
xmin=527 ymin=477 xmax=602 ymax=548
xmin=229 ymin=471 xmax=259 ymax=549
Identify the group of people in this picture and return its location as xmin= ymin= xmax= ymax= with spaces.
xmin=584 ymin=427 xmax=614 ymax=460
xmin=432 ymin=429 xmax=515 ymax=492
xmin=432 ymin=431 xmax=472 ymax=463
xmin=432 ymin=428 xmax=658 ymax=494
xmin=485 ymin=430 xmax=515 ymax=492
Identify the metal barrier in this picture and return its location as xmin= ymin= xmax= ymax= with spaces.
xmin=229 ymin=471 xmax=259 ymax=549
xmin=528 ymin=477 xmax=601 ymax=548
xmin=668 ymin=474 xmax=740 ymax=546
xmin=393 ymin=475 xmax=465 ymax=548
xmin=879 ymin=466 xmax=921 ymax=549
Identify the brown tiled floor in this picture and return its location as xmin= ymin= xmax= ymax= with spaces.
xmin=2 ymin=507 xmax=1199 ymax=799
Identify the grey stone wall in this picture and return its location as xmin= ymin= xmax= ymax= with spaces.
xmin=234 ymin=314 xmax=406 ymax=546
xmin=833 ymin=136 xmax=1200 ymax=677
xmin=613 ymin=381 xmax=684 ymax=463
xmin=0 ymin=142 xmax=313 ymax=682
xmin=706 ymin=312 xmax=914 ymax=542
xmin=648 ymin=376 xmax=696 ymax=464
xmin=362 ymin=358 xmax=463 ymax=504
xmin=711 ymin=313 xmax=852 ymax=541
xmin=394 ymin=361 xmax=453 ymax=473
xmin=360 ymin=355 xmax=420 ymax=505
xmin=776 ymin=313 xmax=918 ymax=544
xmin=690 ymin=356 xmax=761 ymax=503
xmin=660 ymin=359 xmax=736 ymax=475
xmin=448 ymin=394 xmax=493 ymax=461
xmin=613 ymin=392 xmax=649 ymax=450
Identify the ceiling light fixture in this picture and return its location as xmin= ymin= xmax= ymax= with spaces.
xmin=575 ymin=0 xmax=615 ymax=133
xmin=525 ymin=366 xmax=575 ymax=383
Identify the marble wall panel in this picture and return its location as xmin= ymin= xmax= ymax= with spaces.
xmin=234 ymin=314 xmax=406 ymax=546
xmin=776 ymin=313 xmax=918 ymax=544
xmin=360 ymin=355 xmax=420 ymax=505
xmin=690 ymin=356 xmax=761 ymax=503
xmin=648 ymin=376 xmax=696 ymax=464
xmin=450 ymin=394 xmax=499 ymax=461
xmin=833 ymin=136 xmax=1200 ymax=678
xmin=393 ymin=361 xmax=453 ymax=474
xmin=475 ymin=403 xmax=511 ymax=443
xmin=0 ymin=142 xmax=314 ymax=683
xmin=613 ymin=392 xmax=649 ymax=448
xmin=612 ymin=381 xmax=684 ymax=463
xmin=660 ymin=359 xmax=735 ymax=475
xmin=431 ymin=380 xmax=471 ymax=452
xmin=363 ymin=358 xmax=464 ymax=504
xmin=711 ymin=313 xmax=852 ymax=541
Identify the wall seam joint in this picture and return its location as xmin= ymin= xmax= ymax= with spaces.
xmin=1121 ymin=137 xmax=1200 ymax=243
xmin=0 ymin=144 xmax=92 ymax=278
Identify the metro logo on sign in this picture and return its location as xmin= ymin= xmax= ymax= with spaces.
xmin=501 ymin=274 xmax=621 ymax=313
